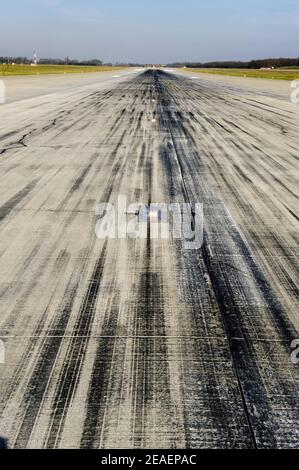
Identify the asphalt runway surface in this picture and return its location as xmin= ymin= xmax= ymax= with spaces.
xmin=0 ymin=69 xmax=298 ymax=449
xmin=1 ymin=68 xmax=138 ymax=104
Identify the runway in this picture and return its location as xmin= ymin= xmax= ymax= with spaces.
xmin=0 ymin=69 xmax=298 ymax=448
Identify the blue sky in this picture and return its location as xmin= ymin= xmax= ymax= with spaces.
xmin=1 ymin=0 xmax=299 ymax=63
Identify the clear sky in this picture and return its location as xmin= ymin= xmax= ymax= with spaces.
xmin=1 ymin=0 xmax=299 ymax=63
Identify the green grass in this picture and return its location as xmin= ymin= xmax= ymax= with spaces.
xmin=182 ymin=68 xmax=299 ymax=81
xmin=0 ymin=64 xmax=128 ymax=76
xmin=278 ymin=66 xmax=299 ymax=70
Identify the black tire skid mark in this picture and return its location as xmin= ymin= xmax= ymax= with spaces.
xmin=80 ymin=73 xmax=174 ymax=447
xmin=13 ymin=279 xmax=81 ymax=448
xmin=0 ymin=180 xmax=37 ymax=223
xmin=132 ymin=90 xmax=175 ymax=447
xmin=163 ymin=75 xmax=299 ymax=341
xmin=157 ymin=70 xmax=297 ymax=339
xmin=79 ymin=291 xmax=121 ymax=449
xmin=43 ymin=77 xmax=153 ymax=447
xmin=157 ymin=105 xmax=255 ymax=447
xmin=44 ymin=241 xmax=108 ymax=448
xmin=12 ymin=236 xmax=101 ymax=446
xmin=155 ymin=70 xmax=299 ymax=447
xmin=131 ymin=238 xmax=173 ymax=448
xmin=157 ymin=72 xmax=265 ymax=447
xmin=159 ymin=139 xmax=254 ymax=448
xmin=6 ymin=214 xmax=97 ymax=446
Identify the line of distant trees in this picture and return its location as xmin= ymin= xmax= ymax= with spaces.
xmin=2 ymin=56 xmax=298 ymax=69
xmin=167 ymin=58 xmax=299 ymax=69
xmin=0 ymin=56 xmax=104 ymax=66
xmin=0 ymin=56 xmax=31 ymax=64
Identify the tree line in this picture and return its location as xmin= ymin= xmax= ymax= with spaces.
xmin=0 ymin=57 xmax=104 ymax=66
xmin=167 ymin=58 xmax=299 ymax=69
